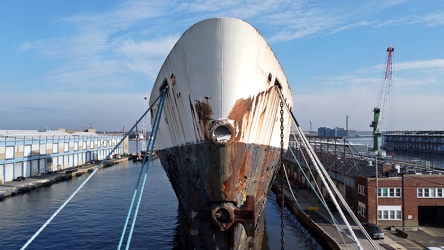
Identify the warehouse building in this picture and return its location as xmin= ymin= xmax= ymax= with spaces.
xmin=0 ymin=129 xmax=128 ymax=183
xmin=384 ymin=130 xmax=444 ymax=155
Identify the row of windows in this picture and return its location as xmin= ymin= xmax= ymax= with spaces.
xmin=357 ymin=203 xmax=403 ymax=221
xmin=358 ymin=186 xmax=444 ymax=199
xmin=5 ymin=140 xmax=117 ymax=159
xmin=357 ymin=186 xmax=402 ymax=198
xmin=378 ymin=187 xmax=401 ymax=197
xmin=378 ymin=209 xmax=402 ymax=220
xmin=417 ymin=188 xmax=444 ymax=198
xmin=385 ymin=136 xmax=444 ymax=143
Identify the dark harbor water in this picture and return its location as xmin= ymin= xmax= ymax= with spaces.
xmin=0 ymin=141 xmax=322 ymax=249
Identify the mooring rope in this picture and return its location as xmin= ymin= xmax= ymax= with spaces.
xmin=274 ymin=86 xmax=377 ymax=250
xmin=20 ymin=91 xmax=167 ymax=250
xmin=285 ymin=147 xmax=353 ymax=245
xmin=118 ymin=88 xmax=167 ymax=250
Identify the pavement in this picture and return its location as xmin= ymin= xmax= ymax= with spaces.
xmin=278 ymin=181 xmax=444 ymax=250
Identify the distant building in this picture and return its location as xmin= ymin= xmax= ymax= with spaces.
xmin=0 ymin=129 xmax=128 ymax=183
xmin=384 ymin=130 xmax=444 ymax=155
xmin=317 ymin=127 xmax=348 ymax=137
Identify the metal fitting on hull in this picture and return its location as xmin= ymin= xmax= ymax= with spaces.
xmin=209 ymin=119 xmax=235 ymax=145
xmin=210 ymin=195 xmax=255 ymax=237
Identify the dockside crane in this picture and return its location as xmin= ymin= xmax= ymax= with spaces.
xmin=370 ymin=46 xmax=394 ymax=156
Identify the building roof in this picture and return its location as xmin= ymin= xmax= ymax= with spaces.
xmin=0 ymin=129 xmax=99 ymax=140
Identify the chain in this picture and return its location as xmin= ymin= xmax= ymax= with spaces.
xmin=279 ymin=100 xmax=285 ymax=250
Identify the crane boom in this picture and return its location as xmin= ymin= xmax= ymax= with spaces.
xmin=370 ymin=46 xmax=394 ymax=155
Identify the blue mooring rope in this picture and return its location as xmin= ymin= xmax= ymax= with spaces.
xmin=118 ymin=88 xmax=167 ymax=250
xmin=20 ymin=90 xmax=167 ymax=250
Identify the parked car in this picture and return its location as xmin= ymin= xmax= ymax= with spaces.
xmin=363 ymin=223 xmax=385 ymax=239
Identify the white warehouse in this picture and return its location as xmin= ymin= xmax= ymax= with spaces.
xmin=0 ymin=129 xmax=128 ymax=183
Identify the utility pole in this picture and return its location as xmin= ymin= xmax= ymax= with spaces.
xmin=142 ymin=97 xmax=147 ymax=151
xmin=375 ymin=156 xmax=379 ymax=226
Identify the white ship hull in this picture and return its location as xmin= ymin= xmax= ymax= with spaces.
xmin=149 ymin=18 xmax=293 ymax=249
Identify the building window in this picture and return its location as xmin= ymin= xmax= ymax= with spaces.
xmin=40 ymin=144 xmax=46 ymax=155
xmin=378 ymin=187 xmax=401 ymax=198
xmin=53 ymin=143 xmax=58 ymax=154
xmin=358 ymin=184 xmax=366 ymax=196
xmin=5 ymin=146 xmax=14 ymax=159
xmin=417 ymin=188 xmax=444 ymax=198
xmin=90 ymin=141 xmax=94 ymax=149
xmin=64 ymin=142 xmax=69 ymax=152
xmin=24 ymin=145 xmax=32 ymax=157
xmin=358 ymin=202 xmax=366 ymax=217
xmin=378 ymin=205 xmax=402 ymax=220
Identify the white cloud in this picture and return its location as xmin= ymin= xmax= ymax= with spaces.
xmin=396 ymin=59 xmax=444 ymax=71
xmin=115 ymin=36 xmax=178 ymax=58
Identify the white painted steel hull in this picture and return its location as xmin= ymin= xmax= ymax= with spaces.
xmin=149 ymin=18 xmax=293 ymax=249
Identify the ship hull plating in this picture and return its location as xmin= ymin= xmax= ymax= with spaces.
xmin=150 ymin=18 xmax=293 ymax=249
xmin=158 ymin=142 xmax=279 ymax=248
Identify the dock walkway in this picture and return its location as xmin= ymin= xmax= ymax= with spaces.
xmin=274 ymin=180 xmax=411 ymax=250
xmin=0 ymin=157 xmax=128 ymax=201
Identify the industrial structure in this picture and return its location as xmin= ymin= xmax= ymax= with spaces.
xmin=286 ymin=135 xmax=444 ymax=231
xmin=384 ymin=130 xmax=444 ymax=155
xmin=370 ymin=46 xmax=394 ymax=156
xmin=0 ymin=129 xmax=128 ymax=183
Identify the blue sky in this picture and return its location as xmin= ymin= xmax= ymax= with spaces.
xmin=1 ymin=0 xmax=443 ymax=132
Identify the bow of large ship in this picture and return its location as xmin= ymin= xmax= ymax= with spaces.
xmin=149 ymin=18 xmax=293 ymax=249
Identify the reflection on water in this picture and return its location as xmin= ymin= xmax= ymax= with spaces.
xmin=0 ymin=141 xmax=321 ymax=249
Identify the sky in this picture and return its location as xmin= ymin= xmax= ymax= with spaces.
xmin=1 ymin=0 xmax=443 ymax=132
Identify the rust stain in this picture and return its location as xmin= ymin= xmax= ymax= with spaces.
xmin=194 ymin=97 xmax=213 ymax=140
xmin=227 ymin=88 xmax=274 ymax=142
xmin=227 ymin=97 xmax=253 ymax=142
xmin=189 ymin=96 xmax=201 ymax=141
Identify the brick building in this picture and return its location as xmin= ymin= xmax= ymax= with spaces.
xmin=286 ymin=135 xmax=444 ymax=231
xmin=356 ymin=172 xmax=444 ymax=230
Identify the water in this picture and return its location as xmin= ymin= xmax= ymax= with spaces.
xmin=0 ymin=141 xmax=321 ymax=249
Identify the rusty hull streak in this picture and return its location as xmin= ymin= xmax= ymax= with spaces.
xmin=194 ymin=98 xmax=213 ymax=141
xmin=169 ymin=85 xmax=187 ymax=141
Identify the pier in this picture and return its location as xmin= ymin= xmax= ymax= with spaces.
xmin=0 ymin=129 xmax=127 ymax=184
xmin=274 ymin=134 xmax=444 ymax=249
xmin=0 ymin=157 xmax=128 ymax=201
